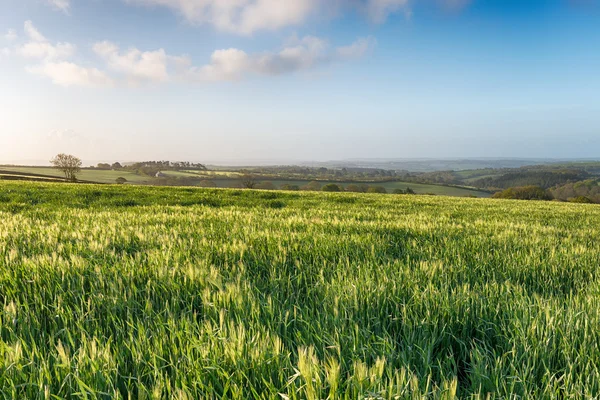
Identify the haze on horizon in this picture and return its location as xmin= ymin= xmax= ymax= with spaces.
xmin=2 ymin=0 xmax=600 ymax=164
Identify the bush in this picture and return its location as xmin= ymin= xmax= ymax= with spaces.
xmin=367 ymin=186 xmax=387 ymax=194
xmin=568 ymin=196 xmax=594 ymax=204
xmin=115 ymin=177 xmax=127 ymax=185
xmin=322 ymin=183 xmax=342 ymax=192
xmin=493 ymin=186 xmax=552 ymax=201
xmin=280 ymin=184 xmax=300 ymax=191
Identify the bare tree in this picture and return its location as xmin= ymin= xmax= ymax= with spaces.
xmin=50 ymin=153 xmax=82 ymax=182
xmin=240 ymin=174 xmax=257 ymax=189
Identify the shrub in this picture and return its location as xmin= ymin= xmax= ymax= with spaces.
xmin=280 ymin=184 xmax=300 ymax=191
xmin=568 ymin=196 xmax=594 ymax=204
xmin=322 ymin=183 xmax=342 ymax=192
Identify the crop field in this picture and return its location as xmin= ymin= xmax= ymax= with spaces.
xmin=1 ymin=181 xmax=600 ymax=398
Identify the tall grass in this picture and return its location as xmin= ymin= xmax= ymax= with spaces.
xmin=1 ymin=181 xmax=600 ymax=398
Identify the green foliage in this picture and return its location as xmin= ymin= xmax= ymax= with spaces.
xmin=322 ymin=183 xmax=342 ymax=192
xmin=473 ymin=169 xmax=586 ymax=189
xmin=569 ymin=196 xmax=594 ymax=204
xmin=1 ymin=181 xmax=600 ymax=398
xmin=280 ymin=184 xmax=300 ymax=191
xmin=393 ymin=187 xmax=415 ymax=195
xmin=493 ymin=186 xmax=553 ymax=201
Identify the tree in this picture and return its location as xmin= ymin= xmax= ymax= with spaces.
xmin=493 ymin=186 xmax=552 ymax=201
xmin=51 ymin=153 xmax=82 ymax=182
xmin=393 ymin=188 xmax=405 ymax=194
xmin=322 ymin=183 xmax=342 ymax=192
xmin=115 ymin=177 xmax=127 ymax=185
xmin=240 ymin=174 xmax=257 ymax=189
xmin=97 ymin=163 xmax=111 ymax=170
xmin=112 ymin=162 xmax=123 ymax=169
xmin=405 ymin=187 xmax=416 ymax=195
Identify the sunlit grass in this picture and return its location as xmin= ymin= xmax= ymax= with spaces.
xmin=1 ymin=181 xmax=599 ymax=398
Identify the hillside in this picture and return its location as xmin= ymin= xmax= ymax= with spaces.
xmin=1 ymin=182 xmax=600 ymax=398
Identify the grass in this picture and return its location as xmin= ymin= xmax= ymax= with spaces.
xmin=1 ymin=181 xmax=600 ymax=398
xmin=0 ymin=166 xmax=151 ymax=184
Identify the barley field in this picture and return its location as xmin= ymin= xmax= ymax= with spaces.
xmin=1 ymin=181 xmax=600 ymax=399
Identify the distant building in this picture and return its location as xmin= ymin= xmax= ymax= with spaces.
xmin=155 ymin=172 xmax=166 ymax=178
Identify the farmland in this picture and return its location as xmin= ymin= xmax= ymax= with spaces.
xmin=0 ymin=166 xmax=491 ymax=197
xmin=1 ymin=181 xmax=600 ymax=398
xmin=0 ymin=166 xmax=151 ymax=184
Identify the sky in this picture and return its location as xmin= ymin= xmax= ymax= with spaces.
xmin=1 ymin=0 xmax=600 ymax=165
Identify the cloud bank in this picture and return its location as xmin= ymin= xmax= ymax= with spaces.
xmin=9 ymin=21 xmax=373 ymax=88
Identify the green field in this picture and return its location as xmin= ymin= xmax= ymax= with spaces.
xmin=0 ymin=166 xmax=151 ymax=184
xmin=1 ymin=182 xmax=600 ymax=398
xmin=2 ymin=166 xmax=490 ymax=197
xmin=158 ymin=171 xmax=490 ymax=197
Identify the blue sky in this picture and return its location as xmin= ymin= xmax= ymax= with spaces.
xmin=1 ymin=0 xmax=600 ymax=164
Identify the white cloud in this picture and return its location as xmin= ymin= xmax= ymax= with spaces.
xmin=12 ymin=20 xmax=373 ymax=88
xmin=46 ymin=0 xmax=70 ymax=14
xmin=188 ymin=35 xmax=375 ymax=82
xmin=336 ymin=36 xmax=377 ymax=60
xmin=14 ymin=21 xmax=112 ymax=88
xmin=365 ymin=0 xmax=410 ymax=23
xmin=124 ymin=0 xmax=319 ymax=34
xmin=1 ymin=47 xmax=10 ymax=57
xmin=24 ymin=20 xmax=47 ymax=42
xmin=18 ymin=41 xmax=75 ymax=61
xmin=4 ymin=29 xmax=17 ymax=41
xmin=17 ymin=21 xmax=75 ymax=61
xmin=90 ymin=35 xmax=373 ymax=84
xmin=93 ymin=41 xmax=191 ymax=83
xmin=26 ymin=62 xmax=114 ymax=87
xmin=122 ymin=0 xmax=421 ymax=34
